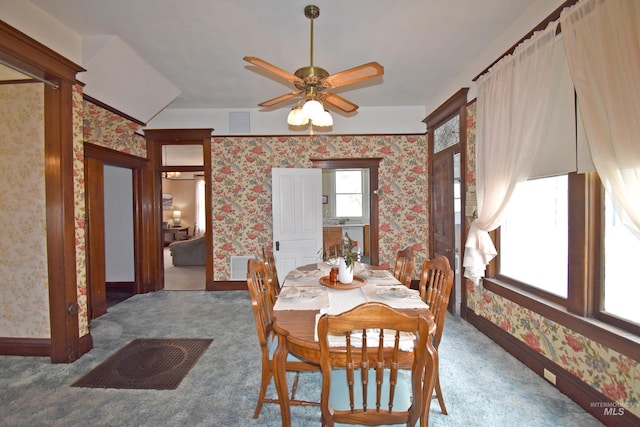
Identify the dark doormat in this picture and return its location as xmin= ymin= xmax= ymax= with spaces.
xmin=72 ymin=338 xmax=213 ymax=390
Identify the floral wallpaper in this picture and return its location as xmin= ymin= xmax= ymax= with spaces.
xmin=80 ymin=100 xmax=145 ymax=334
xmin=73 ymin=85 xmax=88 ymax=337
xmin=0 ymin=83 xmax=50 ymax=338
xmin=464 ymin=100 xmax=639 ymax=418
xmin=210 ymin=134 xmax=428 ymax=280
xmin=82 ymin=100 xmax=146 ymax=157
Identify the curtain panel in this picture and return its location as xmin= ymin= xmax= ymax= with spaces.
xmin=560 ymin=0 xmax=640 ymax=239
xmin=463 ymin=23 xmax=559 ymax=285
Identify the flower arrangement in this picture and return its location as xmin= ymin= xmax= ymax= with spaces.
xmin=341 ymin=236 xmax=360 ymax=270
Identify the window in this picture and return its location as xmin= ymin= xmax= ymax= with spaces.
xmin=495 ymin=173 xmax=640 ymax=334
xmin=603 ymin=194 xmax=640 ymax=324
xmin=499 ymin=176 xmax=568 ymax=298
xmin=194 ymin=177 xmax=206 ymax=237
xmin=335 ymin=169 xmax=363 ymax=218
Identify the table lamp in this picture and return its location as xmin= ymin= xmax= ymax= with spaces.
xmin=172 ymin=210 xmax=181 ymax=226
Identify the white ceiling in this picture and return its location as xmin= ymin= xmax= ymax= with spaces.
xmin=29 ymin=0 xmax=538 ymax=118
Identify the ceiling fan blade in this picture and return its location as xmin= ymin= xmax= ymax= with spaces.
xmin=323 ymin=93 xmax=359 ymax=113
xmin=258 ymin=91 xmax=302 ymax=107
xmin=243 ymin=56 xmax=303 ymax=84
xmin=324 ymin=62 xmax=384 ymax=88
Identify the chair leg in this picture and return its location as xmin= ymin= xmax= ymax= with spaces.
xmin=253 ymin=361 xmax=273 ymax=418
xmin=290 ymin=372 xmax=300 ymax=401
xmin=433 ymin=373 xmax=448 ymax=415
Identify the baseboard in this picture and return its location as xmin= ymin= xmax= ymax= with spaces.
xmin=106 ymin=281 xmax=135 ymax=291
xmin=207 ymin=280 xmax=247 ymax=291
xmin=466 ymin=310 xmax=640 ymax=427
xmin=78 ymin=332 xmax=93 ymax=356
xmin=0 ymin=337 xmax=50 ymax=357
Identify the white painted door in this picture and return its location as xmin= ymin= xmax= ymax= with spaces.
xmin=272 ymin=168 xmax=323 ymax=283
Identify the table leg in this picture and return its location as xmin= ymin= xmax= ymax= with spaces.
xmin=273 ymin=334 xmax=291 ymax=427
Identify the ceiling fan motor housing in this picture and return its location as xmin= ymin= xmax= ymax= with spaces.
xmin=294 ymin=66 xmax=329 ymax=94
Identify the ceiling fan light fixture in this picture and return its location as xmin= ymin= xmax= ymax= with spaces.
xmin=244 ymin=4 xmax=383 ymax=126
xmin=287 ymin=106 xmax=309 ymax=126
xmin=312 ymin=109 xmax=333 ymax=127
xmin=301 ymin=99 xmax=324 ymax=117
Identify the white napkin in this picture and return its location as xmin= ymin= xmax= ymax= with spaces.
xmin=286 ymin=269 xmax=322 ymax=284
xmin=273 ymin=286 xmax=329 ymax=311
xmin=362 ymin=284 xmax=427 ymax=309
xmin=360 ymin=269 xmax=401 ymax=285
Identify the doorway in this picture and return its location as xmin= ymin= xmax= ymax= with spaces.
xmin=84 ymin=144 xmax=147 ymax=319
xmin=425 ymin=88 xmax=468 ymax=316
xmin=311 ymin=158 xmax=381 ymax=266
xmin=162 ymin=169 xmax=206 ymax=291
xmin=321 ymin=168 xmax=371 ymax=264
xmin=143 ymin=129 xmax=214 ymax=290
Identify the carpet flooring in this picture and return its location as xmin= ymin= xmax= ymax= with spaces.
xmin=163 ymin=248 xmax=206 ymax=291
xmin=72 ymin=338 xmax=213 ymax=390
xmin=0 ymin=291 xmax=603 ymax=427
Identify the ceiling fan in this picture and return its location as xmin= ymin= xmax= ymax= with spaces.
xmin=243 ymin=4 xmax=384 ymax=121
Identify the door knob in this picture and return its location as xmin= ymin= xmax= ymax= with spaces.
xmin=275 ymin=241 xmax=280 ymax=251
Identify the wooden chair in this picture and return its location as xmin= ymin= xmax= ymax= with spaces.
xmin=317 ymin=302 xmax=438 ymax=427
xmin=246 ymin=259 xmax=319 ymax=419
xmin=261 ymin=244 xmax=280 ymax=310
xmin=417 ymin=256 xmax=455 ymax=416
xmin=393 ymin=246 xmax=415 ymax=288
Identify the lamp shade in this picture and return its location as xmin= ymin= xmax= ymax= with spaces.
xmin=311 ymin=109 xmax=333 ymax=127
xmin=287 ymin=107 xmax=309 ymax=126
xmin=301 ymin=99 xmax=324 ymax=117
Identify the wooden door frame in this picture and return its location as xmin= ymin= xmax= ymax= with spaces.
xmin=0 ymin=21 xmax=88 ymax=361
xmin=84 ymin=143 xmax=149 ymax=318
xmin=310 ymin=158 xmax=382 ymax=266
xmin=143 ymin=129 xmax=214 ymax=290
xmin=424 ymin=88 xmax=468 ymax=317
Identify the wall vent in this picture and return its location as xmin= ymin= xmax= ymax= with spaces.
xmin=230 ymin=256 xmax=254 ymax=281
xmin=229 ymin=111 xmax=251 ymax=134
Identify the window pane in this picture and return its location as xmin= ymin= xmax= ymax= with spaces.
xmin=335 ymin=170 xmax=363 ymax=217
xmin=434 ymin=114 xmax=460 ymax=153
xmin=162 ymin=144 xmax=203 ymax=166
xmin=336 ymin=194 xmax=362 ymax=217
xmin=603 ymin=195 xmax=640 ymax=324
xmin=336 ymin=170 xmax=362 ymax=193
xmin=500 ymin=176 xmax=568 ymax=297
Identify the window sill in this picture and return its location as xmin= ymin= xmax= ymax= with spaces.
xmin=481 ymin=277 xmax=639 ymax=357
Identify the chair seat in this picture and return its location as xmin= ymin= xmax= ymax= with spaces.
xmin=268 ymin=335 xmax=307 ymax=363
xmin=329 ymin=369 xmax=412 ymax=427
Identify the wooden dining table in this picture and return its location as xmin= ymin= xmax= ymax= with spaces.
xmin=271 ymin=263 xmax=435 ymax=427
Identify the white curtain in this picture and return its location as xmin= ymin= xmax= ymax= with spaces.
xmin=560 ymin=0 xmax=640 ymax=239
xmin=194 ymin=176 xmax=206 ymax=237
xmin=463 ymin=22 xmax=559 ymax=285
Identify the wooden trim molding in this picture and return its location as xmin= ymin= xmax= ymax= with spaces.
xmin=467 ymin=310 xmax=640 ymax=426
xmin=106 ymin=282 xmax=135 ymax=292
xmin=144 ymin=129 xmax=214 ymax=291
xmin=0 ymin=338 xmax=50 ymax=357
xmin=0 ymin=21 xmax=84 ymax=83
xmin=208 ymin=280 xmax=248 ymax=291
xmin=1 ymin=19 xmax=86 ymax=362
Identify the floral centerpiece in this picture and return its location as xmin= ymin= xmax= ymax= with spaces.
xmin=341 ymin=236 xmax=360 ymax=270
xmin=338 ymin=236 xmax=360 ymax=283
